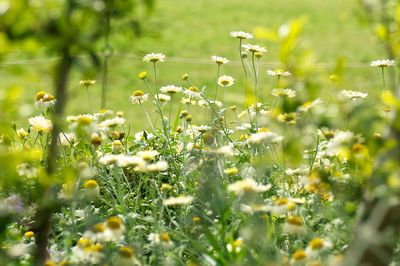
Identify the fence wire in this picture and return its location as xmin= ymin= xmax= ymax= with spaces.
xmin=0 ymin=52 xmax=376 ymax=69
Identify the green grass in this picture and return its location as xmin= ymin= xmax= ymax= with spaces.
xmin=1 ymin=0 xmax=387 ymax=129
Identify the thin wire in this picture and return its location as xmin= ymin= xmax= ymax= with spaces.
xmin=0 ymin=52 xmax=380 ymax=69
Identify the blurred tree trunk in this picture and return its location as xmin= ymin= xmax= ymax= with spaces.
xmin=33 ymin=47 xmax=73 ymax=266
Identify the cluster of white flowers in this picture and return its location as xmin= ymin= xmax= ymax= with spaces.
xmin=246 ymin=130 xmax=284 ymax=145
xmin=227 ymin=178 xmax=271 ymax=195
xmin=340 ymin=90 xmax=368 ymax=101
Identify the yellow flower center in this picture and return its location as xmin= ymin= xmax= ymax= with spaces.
xmin=84 ymin=179 xmax=99 ymax=189
xmin=160 ymin=233 xmax=171 ymax=242
xmin=310 ymin=238 xmax=324 ymax=250
xmin=188 ymin=86 xmax=199 ymax=92
xmin=287 ymin=216 xmax=303 ymax=226
xmin=106 ymin=216 xmax=122 ymax=230
xmin=132 ymin=90 xmax=145 ymax=97
xmin=119 ymin=246 xmax=135 ymax=258
xmin=92 ymin=223 xmax=105 ymax=233
xmin=293 ymin=250 xmax=307 ymax=261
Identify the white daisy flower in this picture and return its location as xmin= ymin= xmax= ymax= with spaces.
xmin=35 ymin=92 xmax=56 ymax=110
xmin=129 ymin=90 xmax=149 ymax=104
xmin=160 ymin=85 xmax=183 ymax=95
xmin=211 ymin=55 xmax=229 ymax=65
xmin=370 ymin=59 xmax=395 ymax=67
xmin=246 ymin=130 xmax=284 ymax=145
xmin=163 ymin=196 xmax=194 ymax=206
xmin=155 ymin=93 xmax=171 ymax=103
xmin=217 ymin=75 xmax=235 ymax=87
xmin=98 ymin=117 xmax=126 ymax=129
xmin=79 ymin=80 xmax=96 ymax=87
xmin=242 ymin=44 xmax=267 ymax=54
xmin=28 ymin=115 xmax=53 ymax=133
xmin=271 ymin=88 xmax=296 ymax=98
xmin=267 ymin=69 xmax=292 ymax=77
xmin=183 ymin=86 xmax=202 ymax=99
xmin=136 ymin=150 xmax=159 ymax=161
xmin=340 ymin=90 xmax=368 ymax=101
xmin=230 ymin=31 xmax=254 ymax=39
xmin=297 ymin=98 xmax=322 ymax=112
xmin=142 ymin=53 xmax=165 ymax=63
xmin=227 ymin=178 xmax=271 ymax=195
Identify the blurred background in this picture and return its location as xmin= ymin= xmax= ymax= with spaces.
xmin=0 ymin=0 xmax=389 ymax=127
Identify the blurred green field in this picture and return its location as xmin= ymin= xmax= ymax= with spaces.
xmin=1 ymin=0 xmax=386 ymax=129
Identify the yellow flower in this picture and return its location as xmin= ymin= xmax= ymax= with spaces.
xmin=138 ymin=71 xmax=147 ymax=79
xmin=224 ymin=167 xmax=239 ymax=176
xmin=292 ymin=250 xmax=307 ymax=261
xmin=24 ymin=231 xmax=34 ymax=239
xmin=118 ymin=246 xmax=135 ymax=258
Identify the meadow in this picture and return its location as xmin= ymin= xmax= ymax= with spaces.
xmin=1 ymin=0 xmax=400 ymax=266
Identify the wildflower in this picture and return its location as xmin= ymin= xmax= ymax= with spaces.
xmin=227 ymin=178 xmax=271 ymax=195
xmin=83 ymin=179 xmax=100 ymax=199
xmin=307 ymin=238 xmax=332 ymax=252
xmin=211 ymin=55 xmax=229 ymax=65
xmin=283 ymin=215 xmax=306 ymax=234
xmin=242 ymin=44 xmax=267 ymax=54
xmin=136 ymin=150 xmax=159 ymax=161
xmin=230 ymin=31 xmax=254 ymax=39
xmin=226 ymin=237 xmax=243 ymax=253
xmin=267 ymin=69 xmax=291 ymax=77
xmin=298 ymin=98 xmax=322 ymax=112
xmin=35 ymin=92 xmax=56 ymax=109
xmin=277 ymin=112 xmax=297 ymax=125
xmin=24 ymin=231 xmax=34 ymax=239
xmin=103 ymin=216 xmax=125 ymax=242
xmin=217 ymin=75 xmax=235 ymax=87
xmin=246 ymin=128 xmax=284 ymax=144
xmin=98 ymin=117 xmax=126 ymax=130
xmin=224 ymin=167 xmax=239 ymax=176
xmin=115 ymin=246 xmax=141 ymax=266
xmin=16 ymin=128 xmax=29 ymax=139
xmin=155 ymin=93 xmax=171 ymax=103
xmin=135 ymin=160 xmax=168 ymax=172
xmin=326 ymin=131 xmax=354 ymax=156
xmin=28 ymin=115 xmax=53 ymax=133
xmin=90 ymin=133 xmax=102 ymax=147
xmin=79 ymin=80 xmax=96 ymax=87
xmin=291 ymin=250 xmax=308 ymax=263
xmin=160 ymin=183 xmax=172 ymax=192
xmin=138 ymin=71 xmax=147 ymax=79
xmin=240 ymin=203 xmax=270 ymax=213
xmin=112 ymin=140 xmax=124 ymax=153
xmin=163 ymin=196 xmax=194 ymax=206
xmin=182 ymin=74 xmax=189 ymax=80
xmin=130 ymin=90 xmax=149 ymax=104
xmin=58 ymin=132 xmax=76 ymax=146
xmin=271 ymin=88 xmax=296 ymax=98
xmin=148 ymin=233 xmax=174 ymax=248
xmin=271 ymin=197 xmax=297 ymax=214
xmin=183 ymin=86 xmax=202 ymax=99
xmin=71 ymin=237 xmax=103 ymax=264
xmin=143 ymin=53 xmax=165 ymax=63
xmin=330 ymin=74 xmax=339 ymax=82
xmin=370 ymin=59 xmax=395 ymax=67
xmin=340 ymin=90 xmax=368 ymax=101
xmin=160 ymin=85 xmax=183 ymax=95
